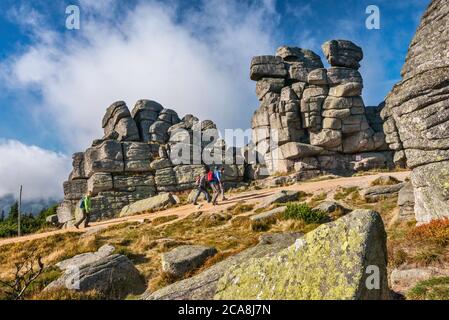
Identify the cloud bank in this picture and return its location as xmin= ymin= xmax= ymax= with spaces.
xmin=0 ymin=139 xmax=70 ymax=201
xmin=3 ymin=0 xmax=278 ymax=151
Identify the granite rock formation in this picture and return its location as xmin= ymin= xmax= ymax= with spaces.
xmin=58 ymin=100 xmax=245 ymax=226
xmin=382 ymin=0 xmax=449 ymax=223
xmin=249 ymin=40 xmax=393 ymax=177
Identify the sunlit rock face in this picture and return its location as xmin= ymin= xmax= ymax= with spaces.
xmin=382 ymin=0 xmax=449 ymax=223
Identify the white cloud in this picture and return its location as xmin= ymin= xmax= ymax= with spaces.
xmin=2 ymin=0 xmax=277 ymax=152
xmin=0 ymin=139 xmax=70 ymax=201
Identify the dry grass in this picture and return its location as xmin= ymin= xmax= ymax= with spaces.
xmin=151 ymin=215 xmax=179 ymax=226
xmin=387 ymin=218 xmax=449 ymax=271
xmin=370 ymin=176 xmax=401 ymax=186
xmin=226 ymin=202 xmax=255 ymax=215
xmin=333 ymin=186 xmax=359 ymax=201
xmin=31 ymin=288 xmax=103 ymax=300
xmin=307 ymin=192 xmax=327 ymax=208
xmin=409 ymin=218 xmax=449 ymax=247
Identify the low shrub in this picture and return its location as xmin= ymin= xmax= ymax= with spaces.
xmin=409 ymin=218 xmax=449 ymax=247
xmin=282 ymin=203 xmax=328 ymax=224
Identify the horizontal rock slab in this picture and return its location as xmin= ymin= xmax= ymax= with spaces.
xmin=120 ymin=192 xmax=178 ymax=217
xmin=257 ymin=190 xmax=301 ymax=209
xmin=214 ymin=209 xmax=390 ymax=300
xmin=250 ymin=56 xmax=287 ymax=81
xmin=327 ymin=67 xmax=362 ymax=86
xmin=141 ymin=233 xmax=302 ymax=300
xmin=276 ymin=142 xmax=324 ymax=160
xmin=63 ymin=179 xmax=87 ymax=200
xmin=361 ymin=183 xmax=405 ymax=202
xmin=87 ymin=173 xmax=113 ymax=195
xmin=162 ymin=245 xmax=217 ymax=277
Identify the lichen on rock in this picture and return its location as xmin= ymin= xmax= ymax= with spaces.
xmin=214 ymin=209 xmax=391 ymax=300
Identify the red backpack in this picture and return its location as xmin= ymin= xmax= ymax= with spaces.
xmin=207 ymin=171 xmax=215 ymax=182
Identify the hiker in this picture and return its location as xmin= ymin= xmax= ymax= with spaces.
xmin=75 ymin=190 xmax=92 ymax=229
xmin=208 ymin=166 xmax=220 ymax=205
xmin=193 ymin=168 xmax=211 ymax=205
xmin=214 ymin=166 xmax=227 ymax=201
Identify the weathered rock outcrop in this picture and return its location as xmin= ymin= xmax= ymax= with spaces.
xmin=249 ymin=40 xmax=393 ymax=177
xmin=46 ymin=245 xmax=145 ymax=299
xmin=58 ymin=100 xmax=246 ymax=226
xmin=161 ymin=245 xmax=217 ymax=277
xmin=141 ymin=232 xmax=302 ymax=300
xmin=214 ymin=210 xmax=390 ymax=300
xmin=382 ymin=0 xmax=449 ymax=223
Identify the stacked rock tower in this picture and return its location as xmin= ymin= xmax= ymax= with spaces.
xmin=59 ymin=100 xmax=245 ymax=226
xmin=250 ymin=40 xmax=391 ymax=176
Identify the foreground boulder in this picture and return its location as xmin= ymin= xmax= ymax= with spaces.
xmin=382 ymin=0 xmax=449 ymax=223
xmin=214 ymin=210 xmax=390 ymax=300
xmin=46 ymin=245 xmax=145 ymax=299
xmin=162 ymin=245 xmax=217 ymax=277
xmin=120 ymin=192 xmax=178 ymax=217
xmin=141 ymin=233 xmax=302 ymax=300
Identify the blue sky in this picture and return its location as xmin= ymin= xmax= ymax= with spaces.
xmin=0 ymin=0 xmax=430 ymax=200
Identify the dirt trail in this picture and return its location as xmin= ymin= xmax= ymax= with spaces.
xmin=0 ymin=171 xmax=410 ymax=247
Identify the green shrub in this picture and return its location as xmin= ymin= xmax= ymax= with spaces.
xmin=282 ymin=203 xmax=328 ymax=224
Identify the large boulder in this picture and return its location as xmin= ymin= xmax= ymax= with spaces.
xmin=131 ymin=99 xmax=163 ymax=142
xmin=102 ymin=101 xmax=140 ymax=141
xmin=250 ymin=56 xmax=287 ymax=81
xmin=257 ymin=190 xmax=301 ymax=209
xmin=214 ymin=210 xmax=390 ymax=300
xmin=382 ymin=0 xmax=449 ymax=223
xmin=120 ymin=192 xmax=178 ymax=217
xmin=84 ymin=140 xmax=124 ymax=177
xmin=141 ymin=233 xmax=302 ymax=300
xmin=46 ymin=245 xmax=145 ymax=299
xmin=322 ymin=40 xmax=363 ymax=69
xmin=161 ymin=245 xmax=217 ymax=277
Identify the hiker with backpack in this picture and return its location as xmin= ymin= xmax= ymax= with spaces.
xmin=193 ymin=168 xmax=211 ymax=205
xmin=208 ymin=166 xmax=220 ymax=206
xmin=214 ymin=166 xmax=227 ymax=201
xmin=75 ymin=190 xmax=92 ymax=229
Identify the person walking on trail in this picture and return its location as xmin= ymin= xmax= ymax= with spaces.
xmin=208 ymin=167 xmax=220 ymax=205
xmin=75 ymin=191 xmax=92 ymax=229
xmin=214 ymin=166 xmax=227 ymax=201
xmin=193 ymin=168 xmax=211 ymax=205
